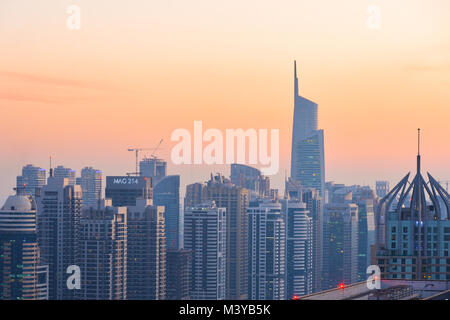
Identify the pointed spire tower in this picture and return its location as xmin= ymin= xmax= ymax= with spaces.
xmin=290 ymin=60 xmax=324 ymax=197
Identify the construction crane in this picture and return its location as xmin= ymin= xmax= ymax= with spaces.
xmin=127 ymin=139 xmax=164 ymax=175
xmin=127 ymin=147 xmax=153 ymax=175
xmin=150 ymin=139 xmax=163 ymax=159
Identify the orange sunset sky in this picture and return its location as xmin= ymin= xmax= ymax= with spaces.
xmin=1 ymin=0 xmax=450 ymax=201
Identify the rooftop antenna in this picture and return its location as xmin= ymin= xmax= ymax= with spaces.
xmin=418 ymin=128 xmax=421 ymax=156
xmin=49 ymin=156 xmax=53 ymax=177
xmin=417 ymin=128 xmax=421 ymax=174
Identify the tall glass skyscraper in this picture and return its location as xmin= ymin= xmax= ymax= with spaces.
xmin=290 ymin=61 xmax=325 ymax=198
xmin=16 ymin=164 xmax=46 ymax=198
xmin=139 ymin=158 xmax=181 ymax=250
xmin=154 ymin=175 xmax=180 ymax=250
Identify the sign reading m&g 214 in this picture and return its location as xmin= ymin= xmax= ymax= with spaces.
xmin=112 ymin=177 xmax=139 ymax=185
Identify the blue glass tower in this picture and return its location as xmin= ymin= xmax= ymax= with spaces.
xmin=290 ymin=61 xmax=325 ymax=198
xmin=154 ymin=175 xmax=181 ymax=250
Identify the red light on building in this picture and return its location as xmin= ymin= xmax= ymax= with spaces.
xmin=292 ymin=295 xmax=299 ymax=300
xmin=339 ymin=283 xmax=345 ymax=289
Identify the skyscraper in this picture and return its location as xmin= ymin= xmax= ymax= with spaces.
xmin=78 ymin=204 xmax=127 ymax=300
xmin=76 ymin=167 xmax=102 ymax=209
xmin=53 ymin=166 xmax=76 ymax=185
xmin=184 ymin=201 xmax=226 ymax=300
xmin=300 ymin=189 xmax=322 ymax=293
xmin=376 ymin=181 xmax=390 ymax=198
xmin=105 ymin=176 xmax=152 ymax=207
xmin=374 ymin=132 xmax=450 ymax=281
xmin=230 ymin=164 xmax=270 ymax=199
xmin=322 ymin=202 xmax=359 ymax=289
xmin=140 ymin=157 xmax=167 ymax=185
xmin=16 ymin=164 xmax=46 ymax=198
xmin=290 ymin=61 xmax=325 ymax=198
xmin=280 ymin=199 xmax=313 ymax=298
xmin=36 ymin=176 xmax=82 ymax=299
xmin=0 ymin=192 xmax=48 ymax=300
xmin=126 ymin=199 xmax=166 ymax=300
xmin=352 ymin=187 xmax=376 ymax=282
xmin=166 ymin=249 xmax=191 ymax=300
xmin=153 ymin=175 xmax=181 ymax=250
xmin=185 ymin=174 xmax=249 ymax=299
xmin=248 ymin=200 xmax=286 ymax=300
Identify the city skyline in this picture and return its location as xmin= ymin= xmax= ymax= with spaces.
xmin=2 ymin=1 xmax=450 ymax=202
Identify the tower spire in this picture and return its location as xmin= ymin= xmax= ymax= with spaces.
xmin=417 ymin=128 xmax=421 ymax=173
xmin=294 ymin=60 xmax=298 ymax=97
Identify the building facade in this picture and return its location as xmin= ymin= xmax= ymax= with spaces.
xmin=184 ymin=201 xmax=226 ymax=300
xmin=281 ymin=199 xmax=313 ymax=298
xmin=185 ymin=174 xmax=249 ymax=300
xmin=248 ymin=200 xmax=286 ymax=300
xmin=166 ymin=249 xmax=191 ymax=300
xmin=105 ymin=176 xmax=152 ymax=207
xmin=153 ymin=175 xmax=180 ymax=250
xmin=126 ymin=199 xmax=166 ymax=299
xmin=53 ymin=166 xmax=76 ymax=185
xmin=78 ymin=205 xmax=127 ymax=300
xmin=0 ymin=193 xmax=48 ymax=300
xmin=323 ymin=202 xmax=359 ymax=289
xmin=36 ymin=176 xmax=82 ymax=299
xmin=16 ymin=164 xmax=46 ymax=198
xmin=76 ymin=167 xmax=102 ymax=209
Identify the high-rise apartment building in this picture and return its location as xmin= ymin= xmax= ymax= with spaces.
xmin=283 ymin=179 xmax=323 ymax=293
xmin=36 ymin=176 xmax=82 ymax=299
xmin=290 ymin=61 xmax=325 ymax=198
xmin=76 ymin=167 xmax=102 ymax=209
xmin=280 ymin=199 xmax=313 ymax=298
xmin=126 ymin=199 xmax=166 ymax=300
xmin=166 ymin=249 xmax=191 ymax=300
xmin=230 ymin=164 xmax=270 ymax=199
xmin=248 ymin=200 xmax=286 ymax=300
xmin=322 ymin=202 xmax=359 ymax=289
xmin=185 ymin=174 xmax=249 ymax=299
xmin=0 ymin=192 xmax=48 ymax=300
xmin=184 ymin=201 xmax=226 ymax=300
xmin=78 ymin=204 xmax=127 ymax=300
xmin=16 ymin=164 xmax=46 ymax=198
xmin=53 ymin=166 xmax=76 ymax=185
xmin=376 ymin=181 xmax=390 ymax=198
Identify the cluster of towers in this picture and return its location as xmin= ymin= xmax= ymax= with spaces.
xmin=1 ymin=62 xmax=449 ymax=301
